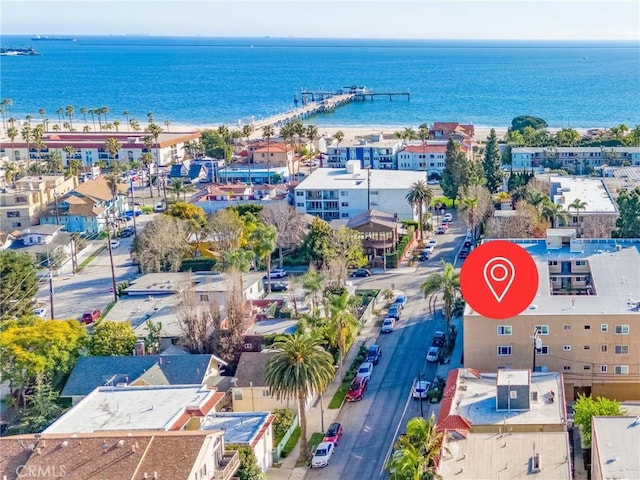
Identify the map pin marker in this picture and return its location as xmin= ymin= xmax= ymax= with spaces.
xmin=483 ymin=257 xmax=516 ymax=303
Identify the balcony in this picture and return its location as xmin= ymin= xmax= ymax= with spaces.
xmin=214 ymin=450 xmax=240 ymax=480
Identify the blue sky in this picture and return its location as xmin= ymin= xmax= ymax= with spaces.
xmin=2 ymin=0 xmax=639 ymax=40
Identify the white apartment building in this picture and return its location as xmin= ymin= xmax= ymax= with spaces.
xmin=324 ymin=135 xmax=403 ymax=169
xmin=397 ymin=143 xmax=471 ymax=176
xmin=293 ymin=161 xmax=426 ymax=221
xmin=511 ymin=146 xmax=640 ymax=171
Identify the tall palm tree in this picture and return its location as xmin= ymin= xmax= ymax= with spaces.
xmin=386 ymin=414 xmax=446 ymax=480
xmin=46 ymin=151 xmax=64 ymax=174
xmin=405 ymin=180 xmax=433 ymax=240
xmin=65 ymin=105 xmax=74 ymax=130
xmin=146 ymin=123 xmax=164 ymax=168
xmin=7 ymin=126 xmax=18 ymax=163
xmin=164 ymin=120 xmax=170 ymax=132
xmin=250 ymin=224 xmax=278 ymax=292
xmin=459 ymin=196 xmax=479 ymax=240
xmin=568 ymin=198 xmax=588 ymax=236
xmin=21 ymin=123 xmax=33 ymax=169
xmin=169 ymin=178 xmax=187 ymax=200
xmin=104 ymin=137 xmax=122 ymax=168
xmin=326 ymin=291 xmax=360 ymax=376
xmin=68 ymin=159 xmax=83 ymax=177
xmin=265 ymin=333 xmax=335 ymax=463
xmin=113 ymin=120 xmax=120 ymax=132
xmin=32 ymin=125 xmax=45 ymax=170
xmin=80 ymin=107 xmax=88 ymax=128
xmin=422 ymin=261 xmax=461 ymax=330
xmin=333 ymin=130 xmax=344 ymax=166
xmin=525 ymin=190 xmax=548 ymax=222
xmin=542 ymin=200 xmax=568 ymax=228
xmin=123 ymin=110 xmax=130 ymax=130
xmin=38 ymin=108 xmax=46 ymax=125
xmin=0 ymin=98 xmax=13 ymax=130
xmin=3 ymin=161 xmax=19 ymax=184
xmin=262 ymin=124 xmax=275 ymax=185
xmin=301 ymin=266 xmax=325 ymax=312
xmin=101 ymin=106 xmax=110 ymax=125
xmin=242 ymin=124 xmax=254 ymax=185
xmin=55 ymin=108 xmax=64 ymax=126
xmin=63 ymin=145 xmax=76 ymax=169
xmin=129 ymin=118 xmax=141 ymax=132
xmin=88 ymin=109 xmax=97 ymax=130
xmin=417 ymin=123 xmax=431 ymax=172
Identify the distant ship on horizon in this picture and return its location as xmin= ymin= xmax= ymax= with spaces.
xmin=31 ymin=35 xmax=76 ymax=42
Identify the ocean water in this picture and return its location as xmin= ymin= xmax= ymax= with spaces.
xmin=1 ymin=35 xmax=639 ymax=128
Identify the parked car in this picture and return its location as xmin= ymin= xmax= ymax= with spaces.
xmin=346 ymin=377 xmax=369 ymax=402
xmin=387 ymin=305 xmax=401 ymax=320
xmin=311 ymin=442 xmax=334 ymax=468
xmin=351 ymin=268 xmax=372 ymax=278
xmin=427 ymin=346 xmax=441 ymax=363
xmin=269 ymin=282 xmax=289 ymax=292
xmin=381 ymin=317 xmax=395 ymax=333
xmin=323 ymin=422 xmax=344 ymax=446
xmin=269 ymin=268 xmax=288 ymax=279
xmin=412 ymin=379 xmax=431 ymax=399
xmin=459 ymin=247 xmax=470 ymax=258
xmin=435 ymin=226 xmax=446 ymax=235
xmin=154 ymin=201 xmax=165 ymax=213
xmin=427 ymin=179 xmax=440 ymax=185
xmin=33 ymin=307 xmax=47 ymax=318
xmin=423 ymin=245 xmax=434 ymax=254
xmin=442 ymin=213 xmax=453 ymax=222
xmin=81 ymin=309 xmax=101 ymax=324
xmin=439 ymin=222 xmax=450 ymax=230
xmin=119 ymin=226 xmax=134 ymax=238
xmin=427 ymin=239 xmax=437 ymax=248
xmin=356 ymin=361 xmax=374 ymax=381
xmin=110 ymin=240 xmax=120 ymax=249
xmin=365 ymin=345 xmax=382 ymax=365
xmin=394 ymin=295 xmax=407 ymax=310
xmin=418 ymin=251 xmax=430 ymax=261
xmin=432 ymin=331 xmax=446 ymax=347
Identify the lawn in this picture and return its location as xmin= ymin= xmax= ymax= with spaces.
xmin=281 ymin=427 xmax=300 ymax=458
xmin=77 ymin=246 xmax=106 ymax=271
xmin=431 ymin=196 xmax=455 ymax=209
xmin=328 ymin=382 xmax=350 ymax=409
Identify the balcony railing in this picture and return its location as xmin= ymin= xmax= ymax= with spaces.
xmin=214 ymin=450 xmax=240 ymax=480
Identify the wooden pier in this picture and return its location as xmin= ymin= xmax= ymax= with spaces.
xmin=251 ymin=86 xmax=409 ymax=131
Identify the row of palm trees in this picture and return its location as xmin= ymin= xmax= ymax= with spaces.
xmin=525 ymin=189 xmax=588 ymax=233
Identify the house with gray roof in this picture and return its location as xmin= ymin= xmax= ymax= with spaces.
xmin=61 ymin=354 xmax=226 ymax=405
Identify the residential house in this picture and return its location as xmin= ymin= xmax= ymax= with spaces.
xmin=44 ymin=384 xmax=226 ymax=434
xmin=250 ymin=141 xmax=296 ymax=172
xmin=218 ymin=165 xmax=290 ymax=185
xmin=591 ymin=416 xmax=640 ymax=480
xmin=0 ymin=131 xmax=202 ymax=168
xmin=436 ymin=368 xmax=571 ymax=480
xmin=0 ymin=230 xmax=15 ymax=250
xmin=39 ymin=177 xmax=128 ymax=234
xmin=430 ymin=122 xmax=475 ymax=141
xmin=0 ymin=430 xmax=240 ymax=480
xmin=60 ymin=354 xmax=227 ymax=405
xmin=11 ymin=224 xmax=72 ymax=270
xmin=192 ymin=182 xmax=287 ymax=214
xmin=293 ymin=161 xmax=427 ymax=221
xmin=325 ymin=134 xmax=403 ymax=169
xmin=168 ymin=159 xmax=210 ymax=185
xmin=464 ymin=238 xmax=640 ymax=401
xmin=0 ymin=175 xmax=77 ymax=230
xmin=202 ymin=411 xmax=275 ymax=472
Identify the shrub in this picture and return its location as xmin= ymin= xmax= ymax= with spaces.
xmin=179 ymin=257 xmax=218 ymax=272
xmin=272 ymin=408 xmax=296 ymax=445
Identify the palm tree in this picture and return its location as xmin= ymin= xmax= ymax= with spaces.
xmin=68 ymin=159 xmax=83 ymax=177
xmin=459 ymin=196 xmax=479 ymax=240
xmin=88 ymin=109 xmax=97 ymax=130
xmin=0 ymin=98 xmax=13 ymax=130
xmin=169 ymin=178 xmax=188 ymax=200
xmin=46 ymin=151 xmax=64 ymax=174
xmin=21 ymin=123 xmax=33 ymax=169
xmin=101 ymin=106 xmax=110 ymax=124
xmin=38 ymin=108 xmax=46 ymax=125
xmin=395 ymin=126 xmax=416 ymax=146
xmin=264 ymin=333 xmax=335 ymax=463
xmin=301 ymin=266 xmax=325 ymax=312
xmin=7 ymin=126 xmax=18 ymax=163
xmin=405 ymin=180 xmax=433 ymax=240
xmin=386 ymin=414 xmax=446 ymax=480
xmin=242 ymin=124 xmax=254 ymax=185
xmin=262 ymin=124 xmax=275 ymax=185
xmin=80 ymin=107 xmax=88 ymax=127
xmin=123 ymin=110 xmax=130 ymax=130
xmin=250 ymin=225 xmax=278 ymax=292
xmin=306 ymin=124 xmax=319 ymax=158
xmin=62 ymin=145 xmax=76 ymax=169
xmin=525 ymin=190 xmax=548 ymax=222
xmin=164 ymin=120 xmax=170 ymax=132
xmin=333 ymin=130 xmax=344 ymax=166
xmin=32 ymin=124 xmax=45 ymax=169
xmin=542 ymin=200 xmax=568 ymax=228
xmin=113 ymin=120 xmax=120 ymax=132
xmin=417 ymin=123 xmax=430 ymax=172
xmin=422 ymin=261 xmax=461 ymax=330
xmin=65 ymin=105 xmax=74 ymax=130
xmin=55 ymin=108 xmax=64 ymax=126
xmin=568 ymin=198 xmax=588 ymax=236
xmin=82 ymin=125 xmax=91 ymax=133
xmin=146 ymin=123 xmax=164 ymax=167
xmin=129 ymin=118 xmax=141 ymax=132
xmin=326 ymin=291 xmax=360 ymax=376
xmin=3 ymin=161 xmax=19 ymax=184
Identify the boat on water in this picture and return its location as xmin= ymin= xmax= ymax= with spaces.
xmin=0 ymin=47 xmax=40 ymax=56
xmin=31 ymin=35 xmax=76 ymax=41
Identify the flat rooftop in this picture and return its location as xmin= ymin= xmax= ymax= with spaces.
xmin=103 ymin=294 xmax=184 ymax=339
xmin=440 ymin=432 xmax=571 ymax=479
xmin=592 ymin=416 xmax=640 ymax=480
xmin=201 ymin=411 xmax=272 ymax=445
xmin=246 ymin=319 xmax=298 ymax=336
xmin=452 ymin=372 xmax=565 ymax=426
xmin=549 ymin=176 xmax=617 ymax=213
xmin=295 ymin=167 xmax=426 ymax=190
xmin=123 ymin=271 xmax=264 ymax=296
xmin=44 ymin=385 xmax=217 ymax=434
xmin=466 ymin=239 xmax=640 ymax=316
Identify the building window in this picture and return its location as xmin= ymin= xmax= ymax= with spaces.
xmin=584 ymin=325 xmax=591 ymax=330
xmin=497 ymin=346 xmax=512 ymax=356
xmin=563 ymin=366 xmax=571 ymax=371
xmin=340 ymin=191 xmax=348 ymax=196
xmin=601 ymin=324 xmax=608 ymax=332
xmin=341 ymin=202 xmax=349 ymax=207
xmin=576 ymin=260 xmax=586 ymax=266
xmin=296 ymin=191 xmax=304 ymax=196
xmin=6 ymin=211 xmax=20 ymax=218
xmin=296 ymin=202 xmax=304 ymax=207
xmin=614 ymin=345 xmax=629 ymax=355
xmin=601 ymin=344 xmax=608 ymax=353
xmin=539 ymin=346 xmax=549 ymax=355
xmin=497 ymin=326 xmax=512 ymax=335
xmin=584 ymin=365 xmax=591 ymax=370
xmin=200 ymin=294 xmax=209 ymax=302
xmin=234 ymin=388 xmax=243 ymax=400
xmin=584 ymin=345 xmax=591 ymax=350
xmin=564 ymin=325 xmax=571 ymax=330
xmin=614 ymin=365 xmax=629 ymax=375
xmin=509 ymin=390 xmax=518 ymax=399
xmin=371 ymin=190 xmax=379 ymax=195
xmin=262 ymin=389 xmax=270 ymax=397
xmin=600 ymin=365 xmax=608 ymax=373
xmin=563 ymin=345 xmax=571 ymax=351
xmin=615 ymin=325 xmax=630 ymax=334
xmin=534 ymin=325 xmax=549 ymax=335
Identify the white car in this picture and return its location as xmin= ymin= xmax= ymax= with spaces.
xmin=356 ymin=361 xmax=374 ymax=381
xmin=33 ymin=307 xmax=47 ymax=318
xmin=311 ymin=442 xmax=334 ymax=468
xmin=442 ymin=213 xmax=453 ymax=222
xmin=427 ymin=239 xmax=437 ymax=248
xmin=110 ymin=240 xmax=120 ymax=249
xmin=269 ymin=268 xmax=288 ymax=279
xmin=412 ymin=380 xmax=431 ymax=399
xmin=381 ymin=317 xmax=395 ymax=333
xmin=427 ymin=346 xmax=441 ymax=363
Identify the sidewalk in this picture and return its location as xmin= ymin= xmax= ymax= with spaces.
xmin=266 ymin=297 xmax=384 ymax=480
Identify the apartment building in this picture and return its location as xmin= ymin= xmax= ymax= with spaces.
xmin=293 ymin=161 xmax=426 ymax=221
xmin=511 ymin=146 xmax=640 ymax=171
xmin=325 ymin=135 xmax=403 ymax=169
xmin=0 ymin=131 xmax=202 ymax=168
xmin=464 ymin=235 xmax=640 ymax=401
xmin=397 ymin=143 xmax=471 ymax=175
xmin=0 ymin=175 xmax=76 ymax=230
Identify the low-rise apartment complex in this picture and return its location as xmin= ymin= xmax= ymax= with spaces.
xmin=464 ymin=236 xmax=640 ymax=401
xmin=511 ymin=146 xmax=640 ymax=171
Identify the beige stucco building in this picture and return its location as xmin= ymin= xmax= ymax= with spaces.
xmin=464 ymin=234 xmax=640 ymax=401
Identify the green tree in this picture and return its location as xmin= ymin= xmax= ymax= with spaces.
xmin=405 ymin=180 xmax=433 ymax=240
xmin=7 ymin=125 xmax=19 ymax=163
xmin=301 ymin=265 xmax=325 ymax=312
xmin=509 ymin=115 xmax=548 ymax=133
xmin=220 ymin=250 xmax=254 ymax=273
xmin=0 ymin=251 xmax=38 ymax=319
xmin=250 ymin=224 xmax=278 ymax=292
xmin=200 ymin=129 xmax=232 ymax=159
xmin=482 ymin=128 xmax=502 ymax=193
xmin=422 ymin=261 xmax=461 ymax=330
xmin=264 ymin=333 xmax=335 ymax=463
xmin=0 ymin=318 xmax=87 ymax=390
xmin=542 ymin=200 xmax=568 ymax=228
xmin=145 ymin=122 xmax=164 ymax=165
xmin=417 ymin=123 xmax=431 ymax=171
xmin=568 ymin=198 xmax=588 ymax=236
xmin=574 ymin=394 xmax=622 ymax=447
xmin=301 ymin=217 xmax=336 ymax=267
xmin=88 ymin=321 xmax=138 ymax=356
xmin=20 ymin=372 xmax=63 ymax=432
xmin=440 ymin=139 xmax=470 ymax=206
xmin=386 ymin=414 xmax=445 ymax=480
xmin=555 ymin=127 xmax=581 ymax=147
xmin=104 ymin=137 xmax=122 ymax=167
xmin=326 ymin=291 xmax=360 ymax=373
xmin=613 ymin=187 xmax=640 ymax=238
xmin=234 ymin=446 xmax=263 ymax=480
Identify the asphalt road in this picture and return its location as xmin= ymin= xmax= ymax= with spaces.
xmin=306 ymin=214 xmax=467 ymax=480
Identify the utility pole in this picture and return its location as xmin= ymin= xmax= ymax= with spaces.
xmin=366 ymin=166 xmax=371 ymax=211
xmin=106 ymin=222 xmax=118 ymax=303
xmin=130 ymin=177 xmax=138 ymax=239
xmin=45 ymin=241 xmax=54 ymax=320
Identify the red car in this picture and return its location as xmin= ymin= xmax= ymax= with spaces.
xmin=346 ymin=377 xmax=369 ymax=402
xmin=323 ymin=422 xmax=344 ymax=446
xmin=81 ymin=309 xmax=101 ymax=324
